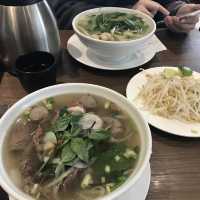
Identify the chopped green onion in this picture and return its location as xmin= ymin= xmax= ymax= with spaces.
xmin=105 ymin=165 xmax=111 ymax=173
xmin=105 ymin=183 xmax=114 ymax=193
xmin=24 ymin=109 xmax=31 ymax=116
xmin=101 ymin=176 xmax=106 ymax=184
xmin=114 ymin=155 xmax=121 ymax=162
xmin=81 ymin=174 xmax=93 ymax=189
xmin=104 ymin=101 xmax=111 ymax=109
xmin=123 ymin=149 xmax=137 ymax=159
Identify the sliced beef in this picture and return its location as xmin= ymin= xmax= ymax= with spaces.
xmin=20 ymin=143 xmax=41 ymax=178
xmin=52 ymin=110 xmax=60 ymax=124
xmin=32 ymin=125 xmax=44 ymax=153
xmin=9 ymin=119 xmax=32 ymax=151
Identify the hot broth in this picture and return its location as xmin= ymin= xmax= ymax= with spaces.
xmin=77 ymin=12 xmax=150 ymax=41
xmin=5 ymin=94 xmax=140 ymax=200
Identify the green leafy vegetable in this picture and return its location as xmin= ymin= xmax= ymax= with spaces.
xmin=89 ymin=129 xmax=111 ymax=141
xmin=61 ymin=143 xmax=76 ymax=163
xmin=37 ymin=164 xmax=56 ymax=180
xmin=70 ymin=138 xmax=91 ymax=163
xmin=93 ymin=144 xmax=136 ymax=177
xmin=36 ymin=156 xmax=51 ymax=176
xmin=44 ymin=97 xmax=54 ymax=110
xmin=77 ymin=12 xmax=149 ymax=41
xmin=29 ymin=103 xmax=138 ymax=193
xmin=64 ymin=157 xmax=79 ymax=167
xmin=109 ymin=175 xmax=128 ymax=191
xmin=53 ymin=115 xmax=71 ymax=132
xmin=70 ymin=115 xmax=83 ymax=136
xmin=58 ymin=131 xmax=72 ymax=148
xmin=59 ymin=106 xmax=68 ymax=117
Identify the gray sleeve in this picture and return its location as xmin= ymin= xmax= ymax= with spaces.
xmin=167 ymin=0 xmax=190 ymax=16
xmin=46 ymin=0 xmax=138 ymax=29
xmin=47 ymin=0 xmax=97 ymax=29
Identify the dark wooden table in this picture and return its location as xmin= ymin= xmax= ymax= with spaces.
xmin=1 ymin=29 xmax=200 ymax=200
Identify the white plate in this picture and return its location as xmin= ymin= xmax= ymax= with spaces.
xmin=67 ymin=34 xmax=156 ymax=71
xmin=195 ymin=17 xmax=200 ymax=30
xmin=9 ymin=163 xmax=151 ymax=200
xmin=126 ymin=67 xmax=200 ymax=138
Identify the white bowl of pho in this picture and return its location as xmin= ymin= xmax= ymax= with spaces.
xmin=72 ymin=7 xmax=156 ymax=63
xmin=0 ymin=83 xmax=151 ymax=200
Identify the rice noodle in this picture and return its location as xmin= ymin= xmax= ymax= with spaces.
xmin=45 ymin=167 xmax=74 ymax=188
xmin=77 ymin=186 xmax=106 ymax=200
xmin=52 ymin=186 xmax=60 ymax=200
xmin=111 ymin=132 xmax=133 ymax=143
xmin=136 ymin=72 xmax=200 ymax=123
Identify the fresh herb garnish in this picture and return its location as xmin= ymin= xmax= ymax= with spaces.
xmin=93 ymin=144 xmax=136 ymax=177
xmin=78 ymin=12 xmax=149 ymax=41
xmin=53 ymin=115 xmax=71 ymax=132
xmin=70 ymin=138 xmax=91 ymax=163
xmin=31 ymin=103 xmax=138 ymax=194
xmin=88 ymin=129 xmax=111 ymax=141
xmin=61 ymin=143 xmax=76 ymax=163
xmin=178 ymin=66 xmax=193 ymax=76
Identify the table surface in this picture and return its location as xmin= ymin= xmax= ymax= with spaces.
xmin=1 ymin=29 xmax=200 ymax=200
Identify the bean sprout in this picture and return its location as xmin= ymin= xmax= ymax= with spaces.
xmin=136 ymin=72 xmax=200 ymax=123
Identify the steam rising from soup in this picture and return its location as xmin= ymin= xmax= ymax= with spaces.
xmin=5 ymin=94 xmax=140 ymax=200
xmin=77 ymin=12 xmax=150 ymax=41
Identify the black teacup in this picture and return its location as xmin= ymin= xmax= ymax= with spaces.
xmin=15 ymin=51 xmax=57 ymax=93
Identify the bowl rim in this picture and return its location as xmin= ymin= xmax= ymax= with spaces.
xmin=72 ymin=7 xmax=156 ymax=45
xmin=0 ymin=83 xmax=152 ymax=200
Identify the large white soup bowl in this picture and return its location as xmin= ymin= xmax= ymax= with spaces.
xmin=0 ymin=83 xmax=152 ymax=200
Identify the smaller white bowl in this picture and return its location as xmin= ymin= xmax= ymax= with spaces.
xmin=72 ymin=7 xmax=156 ymax=63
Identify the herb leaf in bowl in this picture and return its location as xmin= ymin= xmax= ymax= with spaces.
xmin=77 ymin=12 xmax=150 ymax=41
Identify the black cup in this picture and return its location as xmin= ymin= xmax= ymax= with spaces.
xmin=15 ymin=51 xmax=57 ymax=93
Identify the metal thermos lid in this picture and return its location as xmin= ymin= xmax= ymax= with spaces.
xmin=0 ymin=0 xmax=42 ymax=6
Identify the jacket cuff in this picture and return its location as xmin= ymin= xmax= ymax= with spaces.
xmin=167 ymin=1 xmax=187 ymax=16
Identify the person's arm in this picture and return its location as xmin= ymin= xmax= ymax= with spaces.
xmin=47 ymin=0 xmax=137 ymax=29
xmin=132 ymin=0 xmax=169 ymax=18
xmin=161 ymin=0 xmax=200 ymax=33
xmin=156 ymin=0 xmax=190 ymax=15
xmin=47 ymin=0 xmax=96 ymax=29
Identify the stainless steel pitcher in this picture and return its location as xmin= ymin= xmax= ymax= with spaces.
xmin=0 ymin=0 xmax=61 ymax=73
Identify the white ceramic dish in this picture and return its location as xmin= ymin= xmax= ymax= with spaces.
xmin=9 ymin=163 xmax=151 ymax=200
xmin=72 ymin=7 xmax=156 ymax=63
xmin=0 ymin=83 xmax=152 ymax=200
xmin=67 ymin=34 xmax=155 ymax=70
xmin=126 ymin=67 xmax=200 ymax=138
xmin=195 ymin=17 xmax=200 ymax=30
